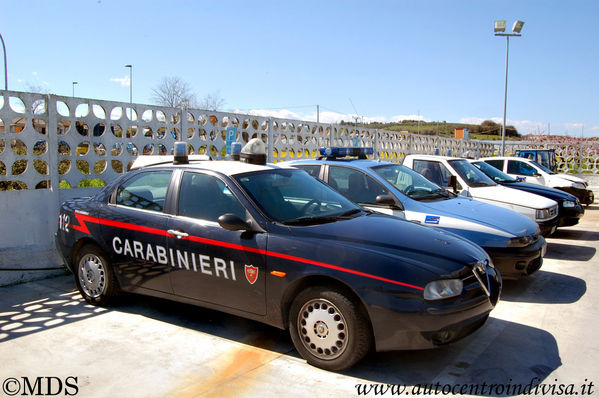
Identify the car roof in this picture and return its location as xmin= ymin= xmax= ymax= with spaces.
xmin=285 ymin=158 xmax=394 ymax=169
xmin=404 ymin=154 xmax=458 ymax=161
xmin=479 ymin=156 xmax=527 ymax=161
xmin=134 ymin=158 xmax=290 ymax=176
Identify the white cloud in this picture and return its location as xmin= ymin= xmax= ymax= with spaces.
xmin=233 ymin=109 xmax=431 ymax=125
xmin=110 ymin=75 xmax=130 ymax=87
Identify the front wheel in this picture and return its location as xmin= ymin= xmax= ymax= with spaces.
xmin=289 ymin=286 xmax=372 ymax=371
xmin=75 ymin=244 xmax=120 ymax=306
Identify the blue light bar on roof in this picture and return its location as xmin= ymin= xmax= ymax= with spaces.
xmin=319 ymin=147 xmax=374 ymax=158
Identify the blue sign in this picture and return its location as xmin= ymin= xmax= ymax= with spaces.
xmin=226 ymin=127 xmax=237 ymax=154
xmin=352 ymin=137 xmax=359 ymax=147
xmin=424 ymin=215 xmax=440 ymax=225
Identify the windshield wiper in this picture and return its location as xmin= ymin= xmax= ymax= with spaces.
xmin=283 ymin=215 xmax=340 ymax=226
xmin=283 ymin=208 xmax=363 ymax=225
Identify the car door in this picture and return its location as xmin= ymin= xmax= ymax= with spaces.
xmin=506 ymin=160 xmax=545 ymax=185
xmin=105 ymin=170 xmax=174 ymax=293
xmin=167 ymin=170 xmax=267 ymax=315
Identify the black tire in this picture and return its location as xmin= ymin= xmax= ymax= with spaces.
xmin=288 ymin=286 xmax=372 ymax=371
xmin=74 ymin=244 xmax=120 ymax=306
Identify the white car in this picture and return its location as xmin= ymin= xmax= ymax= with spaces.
xmin=403 ymin=154 xmax=559 ymax=236
xmin=479 ymin=156 xmax=594 ymax=206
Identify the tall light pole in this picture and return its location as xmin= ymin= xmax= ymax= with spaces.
xmin=495 ymin=20 xmax=524 ymax=156
xmin=125 ymin=64 xmax=132 ymax=103
xmin=1 ymin=32 xmax=7 ymax=90
xmin=72 ymin=81 xmax=78 ymax=97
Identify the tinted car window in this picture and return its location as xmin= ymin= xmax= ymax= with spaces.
xmin=412 ymin=160 xmax=452 ymax=188
xmin=329 ymin=166 xmax=388 ymax=205
xmin=235 ymin=169 xmax=359 ymax=224
xmin=507 ymin=160 xmax=537 ymax=176
xmin=116 ymin=171 xmax=172 ymax=212
xmin=294 ymin=164 xmax=321 ymax=179
xmin=448 ymin=159 xmax=496 ymax=187
xmin=484 ymin=159 xmax=504 ymax=170
xmin=178 ymin=172 xmax=246 ymax=222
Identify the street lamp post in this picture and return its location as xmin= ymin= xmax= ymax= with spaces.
xmin=72 ymin=81 xmax=78 ymax=97
xmin=125 ymin=64 xmax=132 ymax=103
xmin=494 ymin=20 xmax=524 ymax=156
xmin=1 ymin=32 xmax=7 ymax=90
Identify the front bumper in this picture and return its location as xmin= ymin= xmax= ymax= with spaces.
xmin=484 ymin=235 xmax=546 ymax=279
xmin=559 ymin=187 xmax=594 ymax=206
xmin=558 ymin=203 xmax=585 ymax=227
xmin=369 ymin=265 xmax=501 ymax=352
xmin=538 ymin=218 xmax=559 ymax=237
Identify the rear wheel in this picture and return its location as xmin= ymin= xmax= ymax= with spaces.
xmin=289 ymin=286 xmax=372 ymax=371
xmin=75 ymin=244 xmax=120 ymax=306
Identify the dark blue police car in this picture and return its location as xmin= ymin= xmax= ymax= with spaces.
xmin=55 ymin=140 xmax=501 ymax=370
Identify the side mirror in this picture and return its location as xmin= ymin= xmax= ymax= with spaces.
xmin=218 ymin=213 xmax=253 ymax=231
xmin=448 ymin=175 xmax=458 ymax=193
xmin=376 ymin=194 xmax=403 ymax=210
xmin=533 ymin=172 xmax=542 ymax=177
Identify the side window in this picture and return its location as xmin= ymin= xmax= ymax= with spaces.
xmin=329 ymin=166 xmax=387 ymax=205
xmin=178 ymin=172 xmax=246 ymax=222
xmin=412 ymin=160 xmax=451 ymax=188
xmin=484 ymin=159 xmax=504 ymax=170
xmin=508 ymin=160 xmax=537 ymax=176
xmin=295 ymin=165 xmax=322 ymax=179
xmin=116 ymin=171 xmax=172 ymax=212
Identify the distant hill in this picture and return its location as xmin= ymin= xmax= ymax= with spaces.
xmin=341 ymin=119 xmax=520 ymax=140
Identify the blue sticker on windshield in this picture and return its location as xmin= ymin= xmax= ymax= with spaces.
xmin=425 ymin=215 xmax=440 ymax=224
xmin=516 ymin=176 xmax=526 ymax=182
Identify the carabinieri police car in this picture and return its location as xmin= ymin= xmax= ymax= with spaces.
xmin=55 ymin=140 xmax=500 ymax=371
xmin=282 ymin=147 xmax=546 ymax=279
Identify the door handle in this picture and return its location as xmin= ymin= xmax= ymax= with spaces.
xmin=168 ymin=229 xmax=189 ymax=239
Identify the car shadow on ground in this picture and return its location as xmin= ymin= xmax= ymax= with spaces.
xmin=544 ymin=242 xmax=596 ymax=261
xmin=117 ymin=289 xmax=561 ymax=397
xmin=0 ymin=276 xmax=109 ymax=343
xmin=552 ymin=226 xmax=599 ymax=241
xmin=500 ymin=270 xmax=586 ymax=304
xmin=343 ymin=316 xmax=561 ymax=397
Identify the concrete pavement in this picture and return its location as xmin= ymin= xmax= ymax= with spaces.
xmin=1 ymin=208 xmax=598 ymax=397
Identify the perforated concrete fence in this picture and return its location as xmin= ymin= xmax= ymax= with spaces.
xmin=0 ymin=89 xmax=593 ymax=285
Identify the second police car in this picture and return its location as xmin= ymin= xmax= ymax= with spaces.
xmin=55 ymin=140 xmax=501 ymax=371
xmin=282 ymin=147 xmax=546 ymax=279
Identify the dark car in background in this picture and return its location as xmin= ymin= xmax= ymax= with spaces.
xmin=471 ymin=160 xmax=584 ymax=229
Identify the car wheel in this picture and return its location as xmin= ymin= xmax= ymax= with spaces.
xmin=289 ymin=286 xmax=372 ymax=371
xmin=75 ymin=244 xmax=120 ymax=306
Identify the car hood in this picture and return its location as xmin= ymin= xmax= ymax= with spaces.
xmin=414 ymin=197 xmax=538 ymax=236
xmin=282 ymin=213 xmax=488 ymax=277
xmin=501 ymin=181 xmax=578 ymax=201
xmin=551 ymin=173 xmax=587 ymax=186
xmin=468 ymin=185 xmax=557 ymax=209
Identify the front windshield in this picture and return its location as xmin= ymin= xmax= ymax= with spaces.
xmin=372 ymin=164 xmax=452 ymax=201
xmin=471 ymin=161 xmax=517 ymax=183
xmin=531 ymin=160 xmax=555 ymax=175
xmin=235 ymin=169 xmax=362 ymax=225
xmin=447 ymin=159 xmax=497 ymax=187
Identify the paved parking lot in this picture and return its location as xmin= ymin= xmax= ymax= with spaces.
xmin=1 ymin=207 xmax=598 ymax=397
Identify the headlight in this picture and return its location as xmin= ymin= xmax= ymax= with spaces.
xmin=508 ymin=235 xmax=532 ymax=247
xmin=536 ymin=205 xmax=557 ymax=220
xmin=562 ymin=200 xmax=576 ymax=208
xmin=572 ymin=182 xmax=586 ymax=190
xmin=423 ymin=279 xmax=463 ymax=300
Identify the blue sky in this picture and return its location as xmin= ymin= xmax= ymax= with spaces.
xmin=1 ymin=0 xmax=598 ymax=136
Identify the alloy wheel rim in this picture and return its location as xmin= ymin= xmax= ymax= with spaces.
xmin=78 ymin=254 xmax=106 ymax=298
xmin=297 ymin=298 xmax=348 ymax=360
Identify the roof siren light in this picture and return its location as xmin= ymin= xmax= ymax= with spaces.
xmin=240 ymin=138 xmax=267 ymax=165
xmin=173 ymin=141 xmax=189 ymax=164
